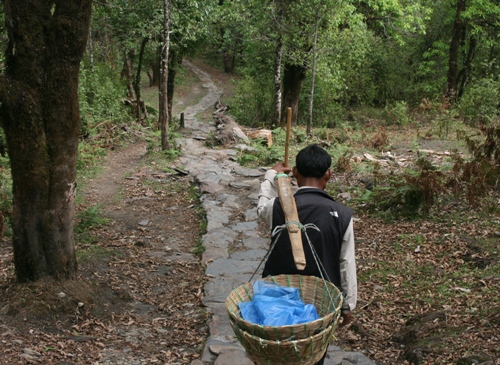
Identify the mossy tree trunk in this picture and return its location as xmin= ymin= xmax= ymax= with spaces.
xmin=0 ymin=0 xmax=93 ymax=282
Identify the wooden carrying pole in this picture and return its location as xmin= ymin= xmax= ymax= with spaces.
xmin=275 ymin=107 xmax=306 ymax=270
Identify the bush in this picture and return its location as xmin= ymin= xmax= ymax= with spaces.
xmin=364 ymin=159 xmax=445 ymax=218
xmin=79 ymin=62 xmax=130 ymax=135
xmin=385 ymin=101 xmax=412 ymax=126
xmin=457 ymin=78 xmax=500 ymax=126
xmin=232 ymin=75 xmax=274 ymax=127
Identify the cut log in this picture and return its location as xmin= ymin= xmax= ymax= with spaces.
xmin=246 ymin=129 xmax=273 ymax=147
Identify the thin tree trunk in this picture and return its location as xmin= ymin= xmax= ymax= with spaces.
xmin=167 ymin=48 xmax=183 ymax=125
xmin=273 ymin=6 xmax=284 ymax=127
xmin=88 ymin=28 xmax=94 ymax=69
xmin=0 ymin=0 xmax=92 ymax=282
xmin=159 ymin=0 xmax=170 ymax=150
xmin=457 ymin=35 xmax=477 ymax=99
xmin=446 ymin=0 xmax=466 ymax=101
xmin=135 ymin=37 xmax=148 ymax=124
xmin=122 ymin=49 xmax=136 ymax=100
xmin=308 ymin=9 xmax=320 ymax=135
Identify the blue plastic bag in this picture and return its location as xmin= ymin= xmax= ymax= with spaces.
xmin=239 ymin=280 xmax=319 ymax=326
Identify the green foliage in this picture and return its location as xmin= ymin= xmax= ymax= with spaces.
xmin=237 ymin=142 xmax=286 ymax=167
xmin=384 ymin=101 xmax=412 ymax=126
xmin=415 ymin=40 xmax=449 ymax=97
xmin=364 ymin=160 xmax=445 ymax=218
xmin=77 ymin=142 xmax=107 ymax=173
xmin=0 ymin=154 xmax=12 ymax=236
xmin=457 ymin=78 xmax=500 ymax=126
xmin=75 ymin=205 xmax=109 ymax=234
xmin=79 ymin=62 xmax=130 ymax=135
xmin=430 ymin=109 xmax=457 ymax=139
xmin=232 ymin=74 xmax=274 ymax=127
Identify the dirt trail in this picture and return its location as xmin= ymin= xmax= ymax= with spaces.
xmin=0 ymin=62 xmax=215 ymax=365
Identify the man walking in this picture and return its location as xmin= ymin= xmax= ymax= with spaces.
xmin=257 ymin=144 xmax=357 ymax=365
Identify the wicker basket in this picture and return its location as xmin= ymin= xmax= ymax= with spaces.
xmin=226 ymin=274 xmax=343 ymax=341
xmin=229 ymin=317 xmax=335 ymax=365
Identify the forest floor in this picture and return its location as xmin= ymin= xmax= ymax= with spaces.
xmin=0 ymin=58 xmax=499 ymax=365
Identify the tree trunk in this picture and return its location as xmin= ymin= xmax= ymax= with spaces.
xmin=446 ymin=0 xmax=466 ymax=101
xmin=149 ymin=47 xmax=162 ymax=87
xmin=0 ymin=0 xmax=92 ymax=282
xmin=273 ymin=6 xmax=284 ymax=128
xmin=281 ymin=63 xmax=307 ymax=126
xmin=159 ymin=0 xmax=170 ymax=150
xmin=457 ymin=35 xmax=477 ymax=99
xmin=122 ymin=49 xmax=137 ymax=100
xmin=167 ymin=48 xmax=183 ymax=125
xmin=308 ymin=9 xmax=320 ymax=136
xmin=134 ymin=37 xmax=148 ymax=124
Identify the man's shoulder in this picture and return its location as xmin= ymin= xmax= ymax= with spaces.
xmin=296 ymin=188 xmax=353 ymax=215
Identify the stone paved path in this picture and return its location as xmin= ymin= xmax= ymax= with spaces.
xmin=178 ymin=60 xmax=378 ymax=365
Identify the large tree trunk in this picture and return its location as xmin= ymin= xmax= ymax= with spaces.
xmin=446 ymin=0 xmax=466 ymax=101
xmin=280 ymin=63 xmax=307 ymax=126
xmin=0 ymin=0 xmax=92 ymax=282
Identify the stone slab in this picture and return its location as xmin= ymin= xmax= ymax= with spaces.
xmin=214 ymin=348 xmax=253 ymax=365
xmin=205 ymin=258 xmax=259 ymax=277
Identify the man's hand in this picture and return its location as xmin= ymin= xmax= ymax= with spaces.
xmin=339 ymin=311 xmax=353 ymax=327
xmin=272 ymin=162 xmax=292 ymax=174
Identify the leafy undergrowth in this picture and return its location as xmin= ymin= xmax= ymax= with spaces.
xmin=0 ymin=139 xmax=208 ymax=364
xmin=336 ymin=209 xmax=499 ymax=364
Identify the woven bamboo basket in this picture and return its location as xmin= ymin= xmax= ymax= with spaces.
xmin=226 ymin=274 xmax=343 ymax=341
xmin=229 ymin=317 xmax=335 ymax=365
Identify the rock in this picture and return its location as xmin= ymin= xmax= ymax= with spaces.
xmin=233 ymin=167 xmax=265 ymax=177
xmin=232 ymin=126 xmax=250 ymax=143
xmin=338 ymin=192 xmax=352 ymax=200
xmin=201 ymin=181 xmax=224 ymax=194
xmin=23 ymin=348 xmax=41 ymax=357
xmin=214 ymin=347 xmax=253 ymax=365
xmin=456 ymin=353 xmax=495 ymax=365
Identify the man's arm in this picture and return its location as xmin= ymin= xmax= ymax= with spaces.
xmin=257 ymin=162 xmax=291 ymax=227
xmin=339 ymin=218 xmax=357 ymax=326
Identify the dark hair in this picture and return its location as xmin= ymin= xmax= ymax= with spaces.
xmin=295 ymin=144 xmax=332 ymax=178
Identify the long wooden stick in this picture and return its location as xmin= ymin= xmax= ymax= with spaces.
xmin=276 ymin=107 xmax=306 ymax=270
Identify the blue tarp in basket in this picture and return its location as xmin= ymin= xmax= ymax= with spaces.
xmin=239 ymin=280 xmax=319 ymax=326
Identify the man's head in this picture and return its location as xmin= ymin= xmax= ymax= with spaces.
xmin=293 ymin=144 xmax=332 ymax=188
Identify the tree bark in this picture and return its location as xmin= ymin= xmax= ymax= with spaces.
xmin=457 ymin=35 xmax=477 ymax=99
xmin=308 ymin=9 xmax=320 ymax=135
xmin=281 ymin=63 xmax=307 ymax=126
xmin=446 ymin=0 xmax=466 ymax=101
xmin=159 ymin=0 xmax=170 ymax=150
xmin=134 ymin=37 xmax=149 ymax=124
xmin=0 ymin=0 xmax=93 ymax=282
xmin=122 ymin=49 xmax=137 ymax=100
xmin=273 ymin=5 xmax=284 ymax=128
xmin=167 ymin=48 xmax=183 ymax=125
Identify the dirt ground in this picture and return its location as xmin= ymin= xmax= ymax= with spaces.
xmin=0 ymin=59 xmax=498 ymax=365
